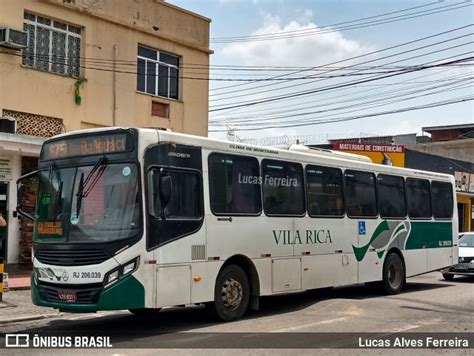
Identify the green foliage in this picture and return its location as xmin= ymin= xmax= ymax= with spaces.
xmin=74 ymin=76 xmax=88 ymax=105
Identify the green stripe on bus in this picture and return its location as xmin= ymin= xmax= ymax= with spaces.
xmin=405 ymin=221 xmax=453 ymax=249
xmin=352 ymin=220 xmax=452 ymax=262
xmin=353 ymin=220 xmax=390 ymax=262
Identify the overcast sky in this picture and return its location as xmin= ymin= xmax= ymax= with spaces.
xmin=171 ymin=0 xmax=474 ymax=143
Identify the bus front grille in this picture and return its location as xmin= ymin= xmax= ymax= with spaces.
xmin=37 ymin=281 xmax=103 ymax=304
xmin=35 ymin=249 xmax=111 ymax=266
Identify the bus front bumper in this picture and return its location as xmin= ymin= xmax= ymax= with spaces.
xmin=31 ymin=274 xmax=145 ymax=312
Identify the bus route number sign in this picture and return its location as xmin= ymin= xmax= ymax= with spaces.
xmin=42 ymin=134 xmax=128 ymax=160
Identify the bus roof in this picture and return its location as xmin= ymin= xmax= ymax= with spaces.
xmin=50 ymin=127 xmax=454 ymax=182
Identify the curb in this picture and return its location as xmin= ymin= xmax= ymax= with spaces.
xmin=8 ymin=286 xmax=31 ymax=291
xmin=0 ymin=313 xmax=59 ymax=325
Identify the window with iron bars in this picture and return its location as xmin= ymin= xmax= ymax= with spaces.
xmin=22 ymin=12 xmax=81 ymax=77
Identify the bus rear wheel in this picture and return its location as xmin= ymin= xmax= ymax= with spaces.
xmin=210 ymin=265 xmax=249 ymax=322
xmin=382 ymin=252 xmax=405 ymax=295
xmin=442 ymin=273 xmax=454 ymax=281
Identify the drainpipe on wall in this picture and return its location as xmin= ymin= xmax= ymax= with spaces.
xmin=112 ymin=44 xmax=117 ymax=127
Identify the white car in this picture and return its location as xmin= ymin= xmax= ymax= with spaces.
xmin=441 ymin=232 xmax=474 ymax=280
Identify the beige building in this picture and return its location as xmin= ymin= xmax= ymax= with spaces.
xmin=0 ymin=0 xmax=211 ymax=263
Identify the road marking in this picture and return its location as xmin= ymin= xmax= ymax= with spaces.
xmin=271 ymin=317 xmax=348 ymax=332
xmin=390 ymin=324 xmax=421 ymax=332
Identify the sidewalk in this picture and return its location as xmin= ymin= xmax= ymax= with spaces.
xmin=0 ymin=289 xmax=60 ymax=324
xmin=4 ymin=263 xmax=31 ymax=290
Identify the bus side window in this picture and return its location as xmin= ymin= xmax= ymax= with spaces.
xmin=344 ymin=170 xmax=377 ymax=218
xmin=208 ymin=153 xmax=261 ymax=215
xmin=431 ymin=181 xmax=453 ymax=219
xmin=377 ymin=174 xmax=407 ymax=219
xmin=406 ymin=178 xmax=432 ymax=219
xmin=262 ymin=159 xmax=305 ymax=216
xmin=306 ymin=165 xmax=344 ymax=217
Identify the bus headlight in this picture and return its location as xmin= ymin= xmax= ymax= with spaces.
xmin=123 ymin=259 xmax=137 ymax=276
xmin=104 ymin=257 xmax=140 ymax=289
xmin=106 ymin=270 xmax=119 ymax=287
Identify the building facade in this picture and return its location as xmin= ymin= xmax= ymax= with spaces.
xmin=0 ymin=0 xmax=211 ymax=263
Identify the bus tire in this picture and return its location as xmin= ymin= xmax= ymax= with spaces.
xmin=442 ymin=273 xmax=454 ymax=281
xmin=129 ymin=308 xmax=162 ymax=316
xmin=211 ymin=265 xmax=250 ymax=322
xmin=382 ymin=252 xmax=405 ymax=295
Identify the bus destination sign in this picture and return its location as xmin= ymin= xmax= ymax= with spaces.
xmin=42 ymin=134 xmax=129 ymax=160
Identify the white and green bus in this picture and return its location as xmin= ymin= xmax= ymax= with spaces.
xmin=17 ymin=128 xmax=458 ymax=321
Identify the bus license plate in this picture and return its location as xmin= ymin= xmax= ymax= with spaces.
xmin=58 ymin=291 xmax=77 ymax=302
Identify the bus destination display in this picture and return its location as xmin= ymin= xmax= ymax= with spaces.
xmin=42 ymin=134 xmax=129 ymax=160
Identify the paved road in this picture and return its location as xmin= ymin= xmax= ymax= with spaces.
xmin=1 ymin=272 xmax=473 ymax=353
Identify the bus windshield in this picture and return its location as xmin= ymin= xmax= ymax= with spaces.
xmin=35 ymin=162 xmax=141 ymax=243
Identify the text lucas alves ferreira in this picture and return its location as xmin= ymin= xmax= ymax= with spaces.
xmin=359 ymin=336 xmax=469 ymax=348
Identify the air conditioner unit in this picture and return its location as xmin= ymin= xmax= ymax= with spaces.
xmin=0 ymin=116 xmax=16 ymax=134
xmin=0 ymin=28 xmax=28 ymax=50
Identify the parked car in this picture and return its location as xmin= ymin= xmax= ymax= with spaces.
xmin=441 ymin=232 xmax=474 ymax=280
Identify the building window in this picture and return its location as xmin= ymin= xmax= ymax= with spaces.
xmin=22 ymin=12 xmax=81 ymax=77
xmin=137 ymin=45 xmax=179 ymax=100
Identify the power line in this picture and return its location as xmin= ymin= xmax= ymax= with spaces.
xmin=210 ymin=78 xmax=473 ymax=127
xmin=212 ymin=1 xmax=443 ymax=41
xmin=209 ymin=72 xmax=474 ymax=124
xmin=209 ymin=24 xmax=474 ymax=95
xmin=209 ymin=68 xmax=474 ymax=121
xmin=209 ymin=62 xmax=473 ymax=119
xmin=208 ymin=96 xmax=474 ymax=132
xmin=209 ymin=54 xmax=474 ymax=112
xmin=211 ymin=1 xmax=472 ymax=43
xmin=11 ymin=45 xmax=472 ymax=84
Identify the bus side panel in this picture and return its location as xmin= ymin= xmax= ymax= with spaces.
xmin=253 ymin=258 xmax=272 ymax=296
xmin=156 ymin=264 xmax=191 ymax=307
xmin=294 ymin=216 xmax=359 ymax=289
xmin=403 ymin=249 xmax=428 ymax=278
xmin=427 ymin=247 xmax=455 ymax=271
xmin=153 ymin=230 xmax=207 ymax=307
xmin=301 ymin=254 xmax=358 ymax=289
xmin=358 ymin=251 xmax=383 ymax=283
xmin=190 ymin=261 xmax=222 ymax=304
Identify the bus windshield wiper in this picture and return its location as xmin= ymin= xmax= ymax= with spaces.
xmin=75 ymin=157 xmax=107 ymax=218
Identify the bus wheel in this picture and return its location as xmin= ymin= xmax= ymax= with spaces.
xmin=129 ymin=308 xmax=162 ymax=316
xmin=442 ymin=273 xmax=454 ymax=281
xmin=211 ymin=265 xmax=250 ymax=322
xmin=382 ymin=253 xmax=405 ymax=295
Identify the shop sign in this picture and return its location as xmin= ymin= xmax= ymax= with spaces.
xmin=331 ymin=142 xmax=405 ymax=167
xmin=0 ymin=157 xmax=12 ymax=181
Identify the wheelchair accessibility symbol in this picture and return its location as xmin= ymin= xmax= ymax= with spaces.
xmin=359 ymin=221 xmax=366 ymax=235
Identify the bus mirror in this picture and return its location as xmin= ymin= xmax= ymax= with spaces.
xmin=159 ymin=175 xmax=172 ymax=208
xmin=16 ymin=170 xmax=38 ymax=221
